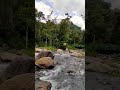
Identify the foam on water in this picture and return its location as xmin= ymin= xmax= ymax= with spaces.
xmin=35 ymin=53 xmax=85 ymax=90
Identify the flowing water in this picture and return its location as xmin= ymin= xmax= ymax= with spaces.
xmin=35 ymin=53 xmax=85 ymax=90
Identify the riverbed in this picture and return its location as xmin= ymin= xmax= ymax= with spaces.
xmin=35 ymin=52 xmax=85 ymax=90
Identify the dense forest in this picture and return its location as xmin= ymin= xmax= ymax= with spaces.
xmin=0 ymin=0 xmax=34 ymax=49
xmin=86 ymin=0 xmax=120 ymax=54
xmin=1 ymin=0 xmax=120 ymax=53
xmin=35 ymin=9 xmax=85 ymax=49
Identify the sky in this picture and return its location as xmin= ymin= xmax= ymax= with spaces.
xmin=35 ymin=0 xmax=85 ymax=30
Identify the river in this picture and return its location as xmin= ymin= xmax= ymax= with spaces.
xmin=35 ymin=52 xmax=85 ymax=90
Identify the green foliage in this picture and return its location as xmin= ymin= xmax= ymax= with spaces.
xmin=86 ymin=0 xmax=114 ymax=44
xmin=86 ymin=0 xmax=120 ymax=55
xmin=0 ymin=0 xmax=34 ymax=50
xmin=35 ymin=10 xmax=85 ymax=48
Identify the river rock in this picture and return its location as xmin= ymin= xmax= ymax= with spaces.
xmin=0 ymin=73 xmax=34 ymax=90
xmin=35 ymin=57 xmax=54 ymax=69
xmin=36 ymin=51 xmax=54 ymax=60
xmin=70 ymin=52 xmax=81 ymax=57
xmin=1 ymin=57 xmax=34 ymax=81
xmin=35 ymin=48 xmax=43 ymax=53
xmin=0 ymin=52 xmax=19 ymax=62
xmin=86 ymin=56 xmax=104 ymax=64
xmin=36 ymin=80 xmax=52 ymax=90
xmin=86 ymin=62 xmax=114 ymax=73
xmin=57 ymin=49 xmax=64 ymax=53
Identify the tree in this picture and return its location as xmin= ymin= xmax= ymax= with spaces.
xmin=35 ymin=10 xmax=84 ymax=48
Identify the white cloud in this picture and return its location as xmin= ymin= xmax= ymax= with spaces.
xmin=71 ymin=16 xmax=85 ymax=30
xmin=35 ymin=0 xmax=85 ymax=30
xmin=35 ymin=1 xmax=52 ymax=15
xmin=51 ymin=0 xmax=85 ymax=16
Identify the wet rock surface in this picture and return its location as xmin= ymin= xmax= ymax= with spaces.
xmin=36 ymin=51 xmax=54 ymax=60
xmin=35 ymin=57 xmax=54 ymax=69
xmin=86 ymin=62 xmax=114 ymax=73
xmin=86 ymin=56 xmax=120 ymax=90
xmin=0 ymin=73 xmax=35 ymax=90
xmin=0 ymin=52 xmax=34 ymax=85
xmin=35 ymin=52 xmax=85 ymax=90
xmin=86 ymin=71 xmax=120 ymax=90
xmin=36 ymin=80 xmax=52 ymax=90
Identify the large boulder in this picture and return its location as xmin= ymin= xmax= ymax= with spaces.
xmin=1 ymin=56 xmax=34 ymax=81
xmin=35 ymin=48 xmax=43 ymax=53
xmin=0 ymin=63 xmax=10 ymax=84
xmin=57 ymin=49 xmax=64 ymax=53
xmin=71 ymin=52 xmax=83 ymax=58
xmin=0 ymin=52 xmax=19 ymax=62
xmin=35 ymin=57 xmax=54 ymax=69
xmin=0 ymin=73 xmax=34 ymax=90
xmin=36 ymin=80 xmax=52 ymax=90
xmin=86 ymin=62 xmax=114 ymax=73
xmin=36 ymin=51 xmax=54 ymax=60
xmin=70 ymin=50 xmax=85 ymax=58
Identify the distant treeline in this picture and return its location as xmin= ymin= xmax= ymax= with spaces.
xmin=35 ymin=9 xmax=85 ymax=48
xmin=86 ymin=0 xmax=120 ymax=54
xmin=0 ymin=0 xmax=34 ymax=49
